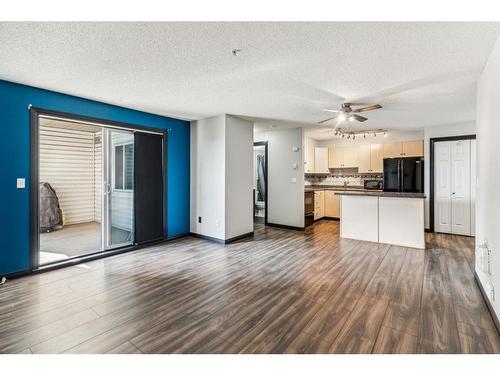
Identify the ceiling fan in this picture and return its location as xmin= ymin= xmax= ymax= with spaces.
xmin=318 ymin=102 xmax=382 ymax=124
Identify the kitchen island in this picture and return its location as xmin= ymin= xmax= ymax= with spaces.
xmin=336 ymin=191 xmax=426 ymax=249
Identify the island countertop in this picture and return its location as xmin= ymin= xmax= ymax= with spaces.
xmin=335 ymin=190 xmax=425 ymax=199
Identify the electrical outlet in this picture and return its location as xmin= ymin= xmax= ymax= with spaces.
xmin=198 ymin=216 xmax=202 ymax=223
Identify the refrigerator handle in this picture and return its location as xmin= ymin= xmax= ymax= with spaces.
xmin=401 ymin=159 xmax=404 ymax=192
xmin=397 ymin=159 xmax=401 ymax=192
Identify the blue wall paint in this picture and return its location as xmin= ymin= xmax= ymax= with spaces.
xmin=0 ymin=80 xmax=190 ymax=275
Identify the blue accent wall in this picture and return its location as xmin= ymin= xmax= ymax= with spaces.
xmin=0 ymin=80 xmax=190 ymax=276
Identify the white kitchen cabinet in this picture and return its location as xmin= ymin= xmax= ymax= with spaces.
xmin=314 ymin=147 xmax=329 ymax=173
xmin=324 ymin=190 xmax=340 ymax=218
xmin=304 ymin=137 xmax=316 ymax=173
xmin=328 ymin=146 xmax=358 ymax=168
xmin=314 ymin=190 xmax=325 ymax=220
xmin=383 ymin=140 xmax=424 ymax=158
xmin=358 ymin=144 xmax=383 ymax=173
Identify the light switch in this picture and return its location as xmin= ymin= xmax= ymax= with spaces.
xmin=291 ymin=177 xmax=297 ymax=183
xmin=291 ymin=163 xmax=298 ymax=170
xmin=16 ymin=178 xmax=25 ymax=189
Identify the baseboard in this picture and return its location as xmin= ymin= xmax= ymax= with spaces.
xmin=266 ymin=222 xmax=305 ymax=231
xmin=167 ymin=233 xmax=191 ymax=241
xmin=225 ymin=231 xmax=254 ymax=244
xmin=190 ymin=231 xmax=254 ymax=244
xmin=424 ymin=228 xmax=432 ymax=233
xmin=317 ymin=217 xmax=340 ymax=222
xmin=474 ymin=271 xmax=500 ymax=335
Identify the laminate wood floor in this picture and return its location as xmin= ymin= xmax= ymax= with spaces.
xmin=1 ymin=221 xmax=499 ymax=354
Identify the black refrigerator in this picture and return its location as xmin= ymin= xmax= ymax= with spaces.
xmin=383 ymin=157 xmax=424 ymax=193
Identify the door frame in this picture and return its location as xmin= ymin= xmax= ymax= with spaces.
xmin=253 ymin=141 xmax=268 ymax=226
xmin=30 ymin=107 xmax=167 ymax=271
xmin=429 ymin=134 xmax=476 ymax=233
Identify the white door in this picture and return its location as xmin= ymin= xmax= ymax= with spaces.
xmin=451 ymin=140 xmax=471 ymax=235
xmin=470 ymin=139 xmax=476 ymax=235
xmin=435 ymin=142 xmax=452 ymax=233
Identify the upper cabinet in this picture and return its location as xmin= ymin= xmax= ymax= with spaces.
xmin=314 ymin=147 xmax=329 ymax=173
xmin=358 ymin=144 xmax=383 ymax=173
xmin=402 ymin=140 xmax=424 ymax=157
xmin=328 ymin=146 xmax=358 ymax=168
xmin=383 ymin=140 xmax=424 ymax=158
xmin=304 ymin=137 xmax=316 ymax=173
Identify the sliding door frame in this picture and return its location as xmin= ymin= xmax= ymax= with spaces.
xmin=30 ymin=107 xmax=167 ymax=271
xmin=429 ymin=134 xmax=476 ymax=233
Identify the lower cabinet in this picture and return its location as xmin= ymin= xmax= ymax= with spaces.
xmin=325 ymin=190 xmax=340 ymax=218
xmin=314 ymin=190 xmax=325 ymax=220
xmin=314 ymin=190 xmax=340 ymax=220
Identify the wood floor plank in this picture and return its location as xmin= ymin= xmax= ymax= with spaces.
xmin=1 ymin=221 xmax=498 ymax=354
xmin=418 ymin=251 xmax=461 ymax=353
xmin=382 ymin=248 xmax=425 ymax=336
xmin=457 ymin=322 xmax=500 ymax=354
xmin=372 ymin=326 xmax=418 ymax=354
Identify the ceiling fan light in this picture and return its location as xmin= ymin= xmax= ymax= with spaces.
xmin=349 ymin=116 xmax=354 ymax=122
xmin=383 ymin=132 xmax=388 ymax=137
xmin=338 ymin=114 xmax=346 ymax=122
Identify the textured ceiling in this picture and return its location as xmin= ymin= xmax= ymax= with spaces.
xmin=1 ymin=22 xmax=499 ymax=139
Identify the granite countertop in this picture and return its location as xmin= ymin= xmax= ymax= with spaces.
xmin=304 ymin=185 xmax=381 ymax=193
xmin=334 ymin=190 xmax=426 ymax=199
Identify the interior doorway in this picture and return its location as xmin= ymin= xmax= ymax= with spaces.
xmin=253 ymin=141 xmax=268 ymax=225
xmin=31 ymin=108 xmax=166 ymax=269
xmin=430 ymin=135 xmax=476 ymax=236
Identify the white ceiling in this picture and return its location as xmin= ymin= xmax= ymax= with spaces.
xmin=1 ymin=22 xmax=499 ymax=139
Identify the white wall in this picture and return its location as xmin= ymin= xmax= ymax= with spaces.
xmin=423 ymin=122 xmax=476 ymax=228
xmin=225 ymin=116 xmax=254 ymax=239
xmin=476 ymin=34 xmax=500 ymax=322
xmin=190 ymin=115 xmax=254 ymax=241
xmin=190 ymin=115 xmax=226 ymax=239
xmin=255 ymin=127 xmax=304 ymax=228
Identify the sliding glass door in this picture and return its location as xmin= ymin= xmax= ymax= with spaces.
xmin=33 ymin=110 xmax=164 ymax=269
xmin=102 ymin=128 xmax=135 ymax=249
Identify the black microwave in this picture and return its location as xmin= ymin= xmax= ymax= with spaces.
xmin=364 ymin=180 xmax=383 ymax=190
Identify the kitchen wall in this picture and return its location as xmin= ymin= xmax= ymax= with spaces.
xmin=190 ymin=115 xmax=254 ymax=241
xmin=423 ymin=121 xmax=476 ymax=228
xmin=305 ymin=169 xmax=383 ymax=187
xmin=255 ymin=127 xmax=304 ymax=228
xmin=476 ymin=34 xmax=500 ymax=324
xmin=0 ymin=79 xmax=190 ymax=276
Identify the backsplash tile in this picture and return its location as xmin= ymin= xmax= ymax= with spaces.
xmin=305 ymin=168 xmax=383 ymax=187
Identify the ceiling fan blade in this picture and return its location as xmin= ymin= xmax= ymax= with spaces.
xmin=318 ymin=115 xmax=340 ymax=124
xmin=352 ymin=114 xmax=368 ymax=122
xmin=353 ymin=104 xmax=382 ymax=113
xmin=323 ymin=109 xmax=342 ymax=113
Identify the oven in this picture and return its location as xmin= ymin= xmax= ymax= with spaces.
xmin=304 ymin=190 xmax=314 ymax=227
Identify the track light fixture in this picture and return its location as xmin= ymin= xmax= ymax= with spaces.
xmin=332 ymin=129 xmax=387 ymax=141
